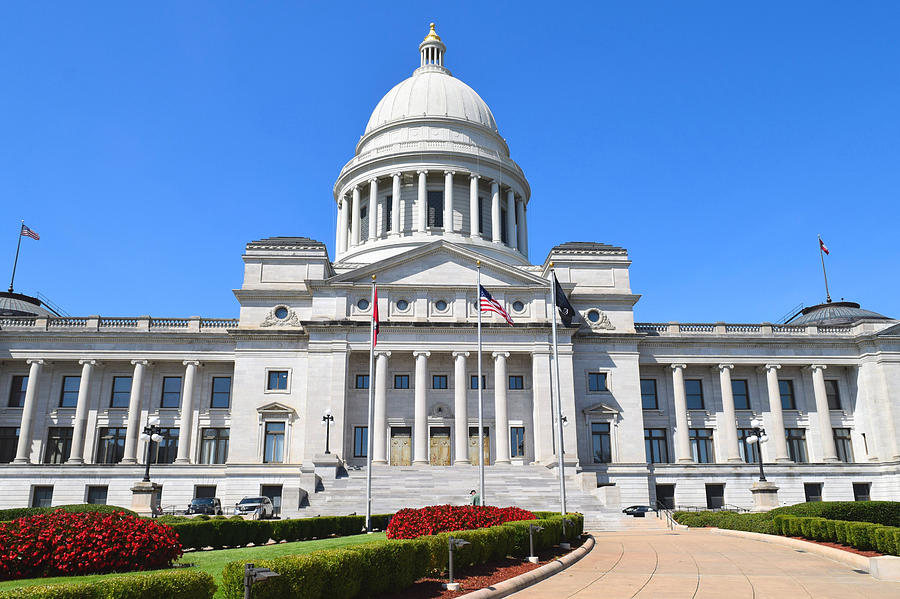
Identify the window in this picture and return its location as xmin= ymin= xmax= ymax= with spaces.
xmin=31 ymin=486 xmax=53 ymax=508
xmin=210 ymin=377 xmax=231 ymax=409
xmin=690 ymin=429 xmax=715 ymax=463
xmin=96 ymin=427 xmax=128 ymax=464
xmin=396 ymin=299 xmax=409 ymax=311
xmin=353 ymin=426 xmax=368 ymax=458
xmin=59 ymin=376 xmax=80 ymax=408
xmin=432 ymin=375 xmax=448 ymax=389
xmin=587 ymin=372 xmax=607 ymax=392
xmin=86 ymin=485 xmax=108 ymax=505
xmin=355 ymin=374 xmax=369 ymax=389
xmin=685 ymin=380 xmax=704 ymax=410
xmin=267 ymin=371 xmax=288 ymax=391
xmin=43 ymin=427 xmax=73 ymax=464
xmin=853 ymin=482 xmax=871 ymax=502
xmin=200 ymin=428 xmax=229 ymax=464
xmin=786 ymin=428 xmax=808 ymax=463
xmin=357 ymin=298 xmax=369 ymax=310
xmin=825 ymin=380 xmax=842 ymax=410
xmin=508 ymin=375 xmax=524 ymax=390
xmin=160 ymin=376 xmax=182 ymax=409
xmin=591 ymin=423 xmax=611 ymax=463
xmin=264 ymin=422 xmax=285 ymax=463
xmin=110 ymin=376 xmax=132 ymax=408
xmin=427 ymin=190 xmax=443 ymax=228
xmin=394 ymin=374 xmax=409 ymax=389
xmin=385 ymin=195 xmax=393 ymax=232
xmin=510 ymin=426 xmax=525 ymax=458
xmin=9 ymin=375 xmax=28 ymax=407
xmin=155 ymin=428 xmax=179 ymax=464
xmin=804 ymin=482 xmax=823 ymax=502
xmin=500 ymin=207 xmax=508 ymax=244
xmin=779 ymin=380 xmax=796 ymax=410
xmin=738 ymin=429 xmax=760 ymax=463
xmin=470 ymin=375 xmax=486 ymax=390
xmin=0 ymin=427 xmax=18 ymax=463
xmin=705 ymin=484 xmax=725 ymax=509
xmin=834 ymin=428 xmax=854 ymax=463
xmin=195 ymin=485 xmax=216 ymax=498
xmin=434 ymin=299 xmax=448 ymax=312
xmin=644 ymin=428 xmax=669 ymax=464
xmin=477 ymin=197 xmax=486 ymax=234
xmin=732 ymin=380 xmax=750 ymax=410
xmin=640 ymin=379 xmax=658 ymax=410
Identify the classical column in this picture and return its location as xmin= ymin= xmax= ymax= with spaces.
xmin=443 ymin=171 xmax=455 ymax=231
xmin=493 ymin=352 xmax=511 ymax=464
xmin=469 ymin=175 xmax=480 ymax=238
xmin=505 ymin=189 xmax=517 ymax=249
xmin=175 ymin=361 xmax=200 ymax=464
xmin=515 ymin=198 xmax=526 ymax=254
xmin=13 ymin=359 xmax=44 ymax=464
xmin=490 ymin=181 xmax=501 ymax=242
xmin=372 ymin=351 xmax=390 ymax=464
xmin=670 ymin=364 xmax=692 ymax=463
xmin=391 ymin=173 xmax=401 ymax=235
xmin=417 ymin=171 xmax=428 ymax=231
xmin=763 ymin=364 xmax=791 ymax=462
xmin=717 ymin=364 xmax=742 ymax=463
xmin=521 ymin=204 xmax=529 ymax=256
xmin=67 ymin=359 xmax=96 ymax=464
xmin=413 ymin=351 xmax=430 ymax=464
xmin=121 ymin=360 xmax=148 ymax=464
xmin=368 ymin=179 xmax=378 ymax=241
xmin=453 ymin=351 xmax=469 ymax=464
xmin=810 ymin=365 xmax=839 ymax=462
xmin=350 ymin=186 xmax=361 ymax=246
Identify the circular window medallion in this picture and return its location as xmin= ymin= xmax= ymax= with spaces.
xmin=396 ymin=299 xmax=409 ymax=311
xmin=512 ymin=301 xmax=525 ymax=313
xmin=435 ymin=300 xmax=448 ymax=312
xmin=274 ymin=307 xmax=288 ymax=320
xmin=357 ymin=299 xmax=370 ymax=311
xmin=587 ymin=310 xmax=600 ymax=323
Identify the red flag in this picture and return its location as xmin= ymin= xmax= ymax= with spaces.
xmin=372 ymin=285 xmax=379 ymax=347
xmin=819 ymin=237 xmax=830 ymax=255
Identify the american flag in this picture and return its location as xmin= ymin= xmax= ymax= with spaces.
xmin=20 ymin=224 xmax=40 ymax=240
xmin=479 ymin=285 xmax=513 ymax=325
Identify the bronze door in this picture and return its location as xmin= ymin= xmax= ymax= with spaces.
xmin=389 ymin=427 xmax=412 ymax=466
xmin=468 ymin=426 xmax=490 ymax=466
xmin=429 ymin=427 xmax=451 ymax=466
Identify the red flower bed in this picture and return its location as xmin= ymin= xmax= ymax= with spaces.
xmin=387 ymin=505 xmax=535 ymax=539
xmin=0 ymin=510 xmax=182 ymax=580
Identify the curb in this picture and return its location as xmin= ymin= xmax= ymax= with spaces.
xmin=459 ymin=535 xmax=595 ymax=598
xmin=706 ymin=527 xmax=873 ymax=571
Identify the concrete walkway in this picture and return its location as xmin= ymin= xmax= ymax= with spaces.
xmin=512 ymin=520 xmax=900 ymax=598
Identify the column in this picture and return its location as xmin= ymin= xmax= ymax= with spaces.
xmin=717 ymin=364 xmax=742 ymax=463
xmin=368 ymin=179 xmax=378 ymax=241
xmin=413 ymin=351 xmax=430 ymax=464
xmin=515 ymin=198 xmax=526 ymax=254
xmin=444 ymin=171 xmax=454 ymax=231
xmin=670 ymin=364 xmax=692 ymax=463
xmin=67 ymin=359 xmax=96 ymax=464
xmin=505 ymin=189 xmax=517 ymax=249
xmin=121 ymin=360 xmax=148 ymax=464
xmin=351 ymin=186 xmax=361 ymax=246
xmin=417 ymin=171 xmax=428 ymax=231
xmin=493 ymin=352 xmax=511 ymax=464
xmin=490 ymin=181 xmax=501 ymax=242
xmin=13 ymin=359 xmax=44 ymax=464
xmin=763 ymin=364 xmax=791 ymax=462
xmin=453 ymin=351 xmax=469 ymax=464
xmin=372 ymin=351 xmax=390 ymax=464
xmin=521 ymin=204 xmax=529 ymax=256
xmin=175 ymin=361 xmax=200 ymax=464
xmin=810 ymin=365 xmax=839 ymax=462
xmin=391 ymin=173 xmax=401 ymax=235
xmin=469 ymin=175 xmax=480 ymax=238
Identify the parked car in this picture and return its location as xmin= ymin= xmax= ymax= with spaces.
xmin=233 ymin=496 xmax=275 ymax=519
xmin=187 ymin=497 xmax=223 ymax=516
xmin=622 ymin=505 xmax=656 ymax=517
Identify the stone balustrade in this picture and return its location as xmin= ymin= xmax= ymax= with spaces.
xmin=635 ymin=322 xmax=858 ymax=336
xmin=0 ymin=316 xmax=238 ymax=332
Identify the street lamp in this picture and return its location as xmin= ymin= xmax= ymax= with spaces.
xmin=745 ymin=418 xmax=769 ymax=482
xmin=139 ymin=416 xmax=165 ymax=483
xmin=321 ymin=409 xmax=334 ymax=454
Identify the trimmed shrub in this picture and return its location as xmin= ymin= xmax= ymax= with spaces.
xmin=0 ymin=569 xmax=215 ymax=598
xmin=824 ymin=519 xmax=837 ymax=542
xmin=771 ymin=501 xmax=900 ymax=527
xmin=0 ymin=504 xmax=138 ymax=523
xmin=849 ymin=522 xmax=880 ymax=551
xmin=386 ymin=505 xmax=535 ymax=539
xmin=834 ymin=520 xmax=850 ymax=545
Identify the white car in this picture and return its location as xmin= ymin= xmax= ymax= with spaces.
xmin=233 ymin=496 xmax=275 ymax=519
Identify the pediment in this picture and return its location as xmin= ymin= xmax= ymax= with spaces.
xmin=257 ymin=401 xmax=297 ymax=416
xmin=583 ymin=402 xmax=620 ymax=416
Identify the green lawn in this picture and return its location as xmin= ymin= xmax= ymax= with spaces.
xmin=0 ymin=532 xmax=387 ymax=598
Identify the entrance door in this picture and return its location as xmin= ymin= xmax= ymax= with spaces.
xmin=705 ymin=484 xmax=725 ymax=510
xmin=468 ymin=426 xmax=490 ymax=466
xmin=261 ymin=484 xmax=283 ymax=517
xmin=389 ymin=427 xmax=412 ymax=466
xmin=429 ymin=427 xmax=451 ymax=466
xmin=655 ymin=484 xmax=675 ymax=510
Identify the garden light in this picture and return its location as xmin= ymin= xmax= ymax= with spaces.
xmin=560 ymin=517 xmax=572 ymax=550
xmin=527 ymin=524 xmax=544 ymax=563
xmin=443 ymin=536 xmax=471 ymax=591
xmin=243 ymin=563 xmax=280 ymax=599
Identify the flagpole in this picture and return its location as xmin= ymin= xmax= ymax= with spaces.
xmin=818 ymin=235 xmax=831 ymax=304
xmin=8 ymin=221 xmax=24 ymax=293
xmin=476 ymin=261 xmax=485 ymax=506
xmin=365 ymin=275 xmax=376 ymax=532
xmin=550 ymin=267 xmax=567 ymax=518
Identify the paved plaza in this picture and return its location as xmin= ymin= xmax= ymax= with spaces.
xmin=512 ymin=520 xmax=900 ymax=598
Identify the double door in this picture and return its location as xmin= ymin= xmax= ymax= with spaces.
xmin=389 ymin=427 xmax=412 ymax=466
xmin=468 ymin=426 xmax=490 ymax=466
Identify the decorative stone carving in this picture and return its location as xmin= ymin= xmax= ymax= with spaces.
xmin=260 ymin=305 xmax=301 ymax=328
xmin=430 ymin=402 xmax=452 ymax=418
xmin=583 ymin=308 xmax=615 ymax=331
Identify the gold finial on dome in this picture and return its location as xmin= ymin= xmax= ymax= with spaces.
xmin=423 ymin=22 xmax=441 ymax=42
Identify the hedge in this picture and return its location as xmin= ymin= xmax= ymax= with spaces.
xmin=0 ymin=505 xmax=138 ymax=522
xmin=772 ymin=515 xmax=900 ymax=556
xmin=170 ymin=514 xmax=394 ymax=551
xmin=672 ymin=511 xmax=775 ymax=535
xmin=0 ymin=570 xmax=216 ymax=599
xmin=219 ymin=513 xmax=583 ymax=599
xmin=771 ymin=501 xmax=900 ymax=527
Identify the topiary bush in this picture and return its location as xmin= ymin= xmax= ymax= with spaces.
xmin=0 ymin=570 xmax=216 ymax=598
xmin=0 ymin=504 xmax=138 ymax=522
xmin=386 ymin=505 xmax=535 ymax=539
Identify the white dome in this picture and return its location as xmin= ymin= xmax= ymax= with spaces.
xmin=364 ymin=70 xmax=498 ymax=135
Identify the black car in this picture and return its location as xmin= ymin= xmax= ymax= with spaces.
xmin=622 ymin=505 xmax=656 ymax=517
xmin=187 ymin=497 xmax=223 ymax=515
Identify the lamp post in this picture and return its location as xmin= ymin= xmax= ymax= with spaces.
xmin=443 ymin=536 xmax=471 ymax=591
xmin=139 ymin=416 xmax=165 ymax=483
xmin=745 ymin=419 xmax=769 ymax=482
xmin=321 ymin=409 xmax=334 ymax=454
xmin=527 ymin=524 xmax=544 ymax=563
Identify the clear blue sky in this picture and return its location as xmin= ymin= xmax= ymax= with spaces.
xmin=2 ymin=2 xmax=898 ymax=322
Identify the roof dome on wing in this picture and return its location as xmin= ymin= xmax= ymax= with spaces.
xmin=787 ymin=301 xmax=891 ymax=326
xmin=0 ymin=291 xmax=57 ymax=317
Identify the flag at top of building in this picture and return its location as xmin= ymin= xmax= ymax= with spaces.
xmin=20 ymin=224 xmax=39 ymax=240
xmin=479 ymin=285 xmax=513 ymax=325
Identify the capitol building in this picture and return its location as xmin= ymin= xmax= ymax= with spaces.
xmin=1 ymin=25 xmax=898 ymax=517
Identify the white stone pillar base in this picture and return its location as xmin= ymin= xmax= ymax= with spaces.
xmin=131 ymin=481 xmax=163 ymax=517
